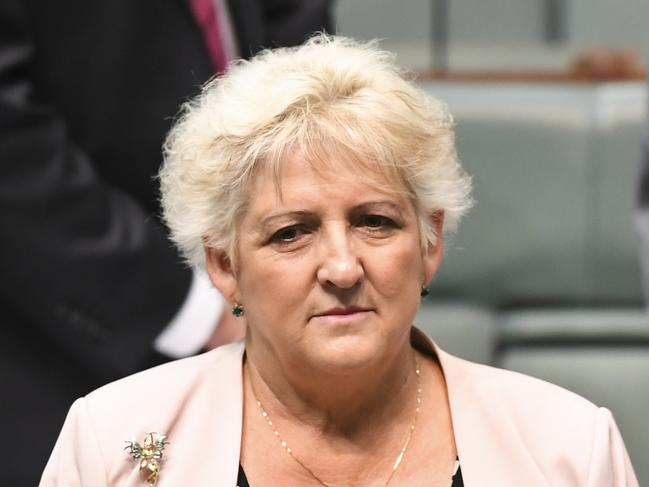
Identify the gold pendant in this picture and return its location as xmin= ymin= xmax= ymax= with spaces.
xmin=124 ymin=432 xmax=169 ymax=486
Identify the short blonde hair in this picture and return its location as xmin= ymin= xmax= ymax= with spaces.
xmin=160 ymin=34 xmax=472 ymax=268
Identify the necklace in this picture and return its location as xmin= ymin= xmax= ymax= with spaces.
xmin=249 ymin=355 xmax=422 ymax=487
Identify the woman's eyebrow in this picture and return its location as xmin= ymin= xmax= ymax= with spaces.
xmin=255 ymin=200 xmax=406 ymax=232
xmin=352 ymin=200 xmax=405 ymax=214
xmin=256 ymin=211 xmax=316 ymax=232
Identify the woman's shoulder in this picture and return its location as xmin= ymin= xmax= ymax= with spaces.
xmin=41 ymin=342 xmax=246 ymax=485
xmin=91 ymin=340 xmax=242 ymax=395
xmin=439 ymin=348 xmax=601 ymax=423
xmin=85 ymin=340 xmax=245 ymax=415
xmin=413 ymin=327 xmax=600 ymax=421
xmin=440 ymin=346 xmax=603 ymax=438
xmin=434 ymin=349 xmax=638 ymax=485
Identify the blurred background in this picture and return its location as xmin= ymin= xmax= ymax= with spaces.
xmin=336 ymin=0 xmax=649 ymax=482
xmin=5 ymin=1 xmax=647 ymax=484
xmin=337 ymin=0 xmax=649 ymax=71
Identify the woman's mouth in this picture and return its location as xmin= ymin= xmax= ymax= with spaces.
xmin=311 ymin=307 xmax=372 ymax=323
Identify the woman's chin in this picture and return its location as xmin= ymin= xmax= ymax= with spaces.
xmin=302 ymin=335 xmax=393 ymax=375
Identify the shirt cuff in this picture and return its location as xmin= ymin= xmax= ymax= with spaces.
xmin=154 ymin=268 xmax=224 ymax=358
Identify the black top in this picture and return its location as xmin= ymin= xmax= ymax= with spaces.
xmin=237 ymin=461 xmax=464 ymax=486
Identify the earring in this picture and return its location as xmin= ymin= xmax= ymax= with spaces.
xmin=420 ymin=287 xmax=430 ymax=299
xmin=232 ymin=303 xmax=245 ymax=317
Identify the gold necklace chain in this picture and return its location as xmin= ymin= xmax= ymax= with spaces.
xmin=250 ymin=355 xmax=422 ymax=487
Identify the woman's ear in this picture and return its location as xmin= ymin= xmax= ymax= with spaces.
xmin=204 ymin=245 xmax=239 ymax=302
xmin=422 ymin=210 xmax=445 ymax=285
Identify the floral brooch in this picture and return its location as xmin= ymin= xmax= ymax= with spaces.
xmin=124 ymin=432 xmax=168 ymax=486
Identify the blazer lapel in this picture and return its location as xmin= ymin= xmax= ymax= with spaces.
xmin=208 ymin=341 xmax=245 ymax=485
xmin=433 ymin=342 xmax=552 ymax=486
xmin=159 ymin=341 xmax=245 ymax=486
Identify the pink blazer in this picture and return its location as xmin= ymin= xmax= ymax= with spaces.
xmin=40 ymin=330 xmax=639 ymax=486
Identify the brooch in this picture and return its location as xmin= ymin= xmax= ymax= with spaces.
xmin=124 ymin=432 xmax=169 ymax=486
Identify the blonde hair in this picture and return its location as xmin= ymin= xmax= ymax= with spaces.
xmin=160 ymin=34 xmax=473 ymax=268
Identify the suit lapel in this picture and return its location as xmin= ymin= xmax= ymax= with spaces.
xmin=164 ymin=341 xmax=245 ymax=485
xmin=209 ymin=341 xmax=246 ymax=485
xmin=432 ymin=342 xmax=552 ymax=486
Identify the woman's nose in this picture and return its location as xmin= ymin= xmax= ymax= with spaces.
xmin=316 ymin=229 xmax=363 ymax=289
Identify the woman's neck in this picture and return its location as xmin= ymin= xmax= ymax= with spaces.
xmin=244 ymin=341 xmax=419 ymax=438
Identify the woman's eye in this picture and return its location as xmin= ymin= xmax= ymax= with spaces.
xmin=271 ymin=225 xmax=305 ymax=243
xmin=360 ymin=215 xmax=393 ymax=229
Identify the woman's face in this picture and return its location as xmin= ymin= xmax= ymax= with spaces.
xmin=206 ymin=154 xmax=443 ymax=374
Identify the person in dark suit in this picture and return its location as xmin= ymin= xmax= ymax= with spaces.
xmin=0 ymin=1 xmax=331 ymax=484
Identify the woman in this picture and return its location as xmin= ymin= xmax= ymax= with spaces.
xmin=41 ymin=35 xmax=637 ymax=486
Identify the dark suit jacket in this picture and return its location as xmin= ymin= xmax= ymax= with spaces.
xmin=0 ymin=1 xmax=330 ymax=484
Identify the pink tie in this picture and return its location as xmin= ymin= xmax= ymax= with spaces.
xmin=187 ymin=0 xmax=229 ymax=74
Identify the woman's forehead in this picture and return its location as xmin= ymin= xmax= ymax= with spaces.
xmin=255 ymin=149 xmax=411 ymax=202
